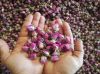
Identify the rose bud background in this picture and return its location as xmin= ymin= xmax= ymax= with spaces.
xmin=0 ymin=0 xmax=100 ymax=74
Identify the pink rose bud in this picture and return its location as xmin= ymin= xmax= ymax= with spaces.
xmin=45 ymin=39 xmax=53 ymax=45
xmin=53 ymin=44 xmax=59 ymax=49
xmin=30 ymin=43 xmax=36 ymax=50
xmin=37 ymin=36 xmax=44 ymax=42
xmin=29 ymin=53 xmax=37 ymax=60
xmin=27 ymin=25 xmax=35 ymax=31
xmin=43 ymin=50 xmax=50 ymax=56
xmin=22 ymin=46 xmax=29 ymax=52
xmin=52 ymin=51 xmax=60 ymax=56
xmin=56 ymin=41 xmax=61 ymax=46
xmin=40 ymin=56 xmax=47 ymax=64
xmin=58 ymin=34 xmax=64 ymax=39
xmin=46 ymin=46 xmax=51 ymax=50
xmin=52 ymin=33 xmax=58 ymax=39
xmin=61 ymin=44 xmax=71 ymax=52
xmin=50 ymin=39 xmax=56 ymax=43
xmin=44 ymin=33 xmax=49 ymax=39
xmin=32 ymin=31 xmax=37 ymax=36
xmin=51 ymin=55 xmax=59 ymax=62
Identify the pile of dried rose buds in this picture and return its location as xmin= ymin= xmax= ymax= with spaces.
xmin=22 ymin=21 xmax=72 ymax=64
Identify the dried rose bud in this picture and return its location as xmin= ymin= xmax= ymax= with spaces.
xmin=53 ymin=44 xmax=59 ymax=49
xmin=22 ymin=46 xmax=29 ymax=52
xmin=30 ymin=43 xmax=36 ymax=50
xmin=52 ymin=33 xmax=59 ymax=39
xmin=52 ymin=51 xmax=60 ymax=56
xmin=44 ymin=33 xmax=49 ymax=39
xmin=45 ymin=39 xmax=53 ymax=45
xmin=50 ymin=39 xmax=56 ymax=43
xmin=61 ymin=44 xmax=71 ymax=52
xmin=28 ymin=53 xmax=37 ymax=60
xmin=30 ymin=47 xmax=39 ymax=52
xmin=43 ymin=50 xmax=50 ymax=57
xmin=37 ymin=36 xmax=44 ymax=42
xmin=38 ymin=30 xmax=45 ymax=36
xmin=56 ymin=41 xmax=61 ymax=46
xmin=51 ymin=55 xmax=59 ymax=62
xmin=27 ymin=25 xmax=35 ymax=31
xmin=40 ymin=56 xmax=47 ymax=64
xmin=32 ymin=31 xmax=37 ymax=37
xmin=46 ymin=46 xmax=51 ymax=50
xmin=58 ymin=34 xmax=64 ymax=39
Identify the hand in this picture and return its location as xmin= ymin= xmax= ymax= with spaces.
xmin=0 ymin=12 xmax=45 ymax=74
xmin=43 ymin=19 xmax=84 ymax=74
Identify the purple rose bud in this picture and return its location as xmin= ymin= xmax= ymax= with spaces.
xmin=29 ymin=53 xmax=37 ymax=60
xmin=27 ymin=25 xmax=35 ymax=31
xmin=40 ymin=56 xmax=47 ymax=64
xmin=45 ymin=39 xmax=53 ymax=45
xmin=35 ymin=27 xmax=41 ymax=31
xmin=52 ymin=33 xmax=59 ymax=39
xmin=37 ymin=36 xmax=44 ymax=42
xmin=52 ymin=51 xmax=60 ymax=56
xmin=30 ymin=43 xmax=36 ymax=50
xmin=53 ymin=44 xmax=59 ymax=49
xmin=46 ymin=46 xmax=51 ymax=50
xmin=32 ymin=31 xmax=37 ymax=37
xmin=22 ymin=46 xmax=29 ymax=52
xmin=39 ymin=30 xmax=45 ymax=36
xmin=51 ymin=55 xmax=59 ymax=62
xmin=44 ymin=33 xmax=49 ymax=39
xmin=61 ymin=44 xmax=71 ymax=52
xmin=58 ymin=34 xmax=64 ymax=39
xmin=56 ymin=41 xmax=61 ymax=46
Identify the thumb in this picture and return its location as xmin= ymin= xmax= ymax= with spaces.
xmin=0 ymin=39 xmax=10 ymax=63
xmin=73 ymin=39 xmax=84 ymax=66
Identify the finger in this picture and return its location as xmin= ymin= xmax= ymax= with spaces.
xmin=0 ymin=39 xmax=10 ymax=63
xmin=73 ymin=39 xmax=84 ymax=58
xmin=56 ymin=18 xmax=63 ymax=34
xmin=14 ymin=37 xmax=28 ymax=52
xmin=38 ymin=16 xmax=45 ymax=30
xmin=14 ymin=14 xmax=33 ymax=52
xmin=44 ymin=24 xmax=48 ymax=31
xmin=63 ymin=21 xmax=74 ymax=49
xmin=19 ymin=14 xmax=33 ymax=37
xmin=32 ymin=12 xmax=41 ymax=27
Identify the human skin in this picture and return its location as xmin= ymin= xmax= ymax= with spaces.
xmin=0 ymin=12 xmax=84 ymax=74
